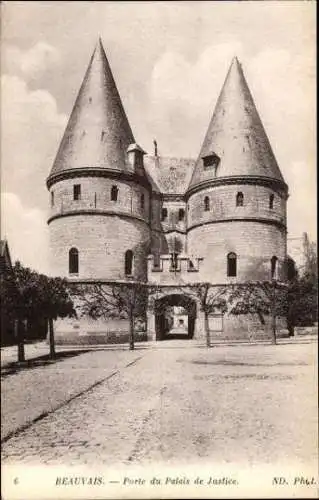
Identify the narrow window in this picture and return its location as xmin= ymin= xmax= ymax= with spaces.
xmin=69 ymin=248 xmax=79 ymax=274
xmin=73 ymin=184 xmax=81 ymax=201
xmin=170 ymin=252 xmax=178 ymax=270
xmin=271 ymin=256 xmax=278 ymax=279
xmin=227 ymin=252 xmax=237 ymax=277
xmin=178 ymin=208 xmax=185 ymax=221
xmin=204 ymin=196 xmax=210 ymax=211
xmin=161 ymin=208 xmax=168 ymax=221
xmin=236 ymin=192 xmax=244 ymax=207
xmin=51 ymin=191 xmax=54 ymax=207
xmin=269 ymin=194 xmax=274 ymax=209
xmin=188 ymin=259 xmax=195 ymax=271
xmin=125 ymin=250 xmax=133 ymax=275
xmin=141 ymin=193 xmax=145 ymax=210
xmin=111 ymin=185 xmax=118 ymax=201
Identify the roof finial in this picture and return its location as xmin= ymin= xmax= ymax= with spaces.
xmin=153 ymin=139 xmax=158 ymax=157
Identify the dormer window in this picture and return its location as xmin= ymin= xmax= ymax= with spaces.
xmin=202 ymin=153 xmax=220 ymax=173
xmin=127 ymin=143 xmax=145 ymax=171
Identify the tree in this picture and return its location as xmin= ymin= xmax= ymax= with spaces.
xmin=74 ymin=281 xmax=148 ymax=350
xmin=287 ymin=235 xmax=317 ymax=329
xmin=2 ymin=261 xmax=75 ymax=361
xmin=227 ymin=281 xmax=288 ymax=344
xmin=37 ymin=274 xmax=76 ymax=358
xmin=190 ymin=283 xmax=227 ymax=347
xmin=302 ymin=233 xmax=317 ymax=280
xmin=0 ymin=265 xmax=24 ymax=358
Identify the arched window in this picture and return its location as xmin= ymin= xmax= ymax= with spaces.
xmin=111 ymin=185 xmax=118 ymax=201
xmin=271 ymin=256 xmax=278 ymax=279
xmin=69 ymin=248 xmax=79 ymax=274
xmin=227 ymin=252 xmax=237 ymax=277
xmin=141 ymin=193 xmax=145 ymax=210
xmin=204 ymin=196 xmax=210 ymax=211
xmin=125 ymin=250 xmax=133 ymax=275
xmin=51 ymin=191 xmax=54 ymax=207
xmin=236 ymin=192 xmax=244 ymax=207
xmin=269 ymin=194 xmax=274 ymax=209
xmin=178 ymin=208 xmax=185 ymax=221
xmin=161 ymin=208 xmax=168 ymax=221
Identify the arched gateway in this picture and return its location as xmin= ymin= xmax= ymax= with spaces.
xmin=154 ymin=294 xmax=197 ymax=340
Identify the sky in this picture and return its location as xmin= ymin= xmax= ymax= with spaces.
xmin=1 ymin=1 xmax=316 ymax=274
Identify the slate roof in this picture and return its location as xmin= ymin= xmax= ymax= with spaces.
xmin=144 ymin=155 xmax=195 ymax=195
xmin=188 ymin=57 xmax=285 ymax=191
xmin=48 ymin=39 xmax=145 ymax=180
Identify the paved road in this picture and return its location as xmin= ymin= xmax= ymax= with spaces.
xmin=2 ymin=340 xmax=317 ymax=469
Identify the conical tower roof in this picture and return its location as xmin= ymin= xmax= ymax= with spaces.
xmin=48 ymin=39 xmax=138 ymax=181
xmin=188 ymin=57 xmax=285 ymax=192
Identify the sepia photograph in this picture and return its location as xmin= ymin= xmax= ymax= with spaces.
xmin=1 ymin=1 xmax=317 ymax=499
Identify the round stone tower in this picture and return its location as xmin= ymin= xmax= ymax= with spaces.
xmin=186 ymin=57 xmax=289 ymax=285
xmin=47 ymin=39 xmax=151 ymax=284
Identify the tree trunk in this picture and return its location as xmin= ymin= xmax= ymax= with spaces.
xmin=271 ymin=310 xmax=277 ymax=344
xmin=48 ymin=318 xmax=56 ymax=359
xmin=15 ymin=319 xmax=25 ymax=363
xmin=129 ymin=309 xmax=134 ymax=350
xmin=204 ymin=311 xmax=210 ymax=347
xmin=270 ymin=285 xmax=277 ymax=345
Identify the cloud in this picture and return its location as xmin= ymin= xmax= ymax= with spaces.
xmin=1 ymin=193 xmax=50 ymax=274
xmin=1 ymin=74 xmax=67 ymax=208
xmin=147 ymin=42 xmax=316 ymax=240
xmin=2 ymin=41 xmax=60 ymax=80
xmin=1 ymin=73 xmax=66 ymax=273
xmin=286 ymin=161 xmax=317 ymax=240
xmin=149 ymin=43 xmax=315 ymax=156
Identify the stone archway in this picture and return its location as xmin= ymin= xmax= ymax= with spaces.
xmin=154 ymin=294 xmax=197 ymax=340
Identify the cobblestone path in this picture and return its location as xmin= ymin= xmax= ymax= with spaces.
xmin=2 ymin=341 xmax=318 ymax=468
xmin=1 ymin=349 xmax=143 ymax=440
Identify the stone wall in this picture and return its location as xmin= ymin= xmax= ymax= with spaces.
xmin=187 ymin=183 xmax=286 ymax=229
xmin=49 ymin=176 xmax=150 ymax=223
xmin=49 ymin=213 xmax=150 ymax=280
xmin=187 ymin=220 xmax=286 ymax=283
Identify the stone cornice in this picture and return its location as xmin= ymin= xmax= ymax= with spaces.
xmin=47 ymin=209 xmax=150 ymax=226
xmin=187 ymin=217 xmax=287 ymax=232
xmin=46 ymin=167 xmax=152 ymax=191
xmin=162 ymin=228 xmax=186 ymax=235
xmin=68 ymin=278 xmax=148 ymax=285
xmin=185 ymin=175 xmax=289 ymax=199
xmin=162 ymin=193 xmax=185 ymax=202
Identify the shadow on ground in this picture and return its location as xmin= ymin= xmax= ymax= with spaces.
xmin=1 ymin=350 xmax=90 ymax=378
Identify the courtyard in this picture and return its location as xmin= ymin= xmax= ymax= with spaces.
xmin=2 ymin=337 xmax=317 ymax=469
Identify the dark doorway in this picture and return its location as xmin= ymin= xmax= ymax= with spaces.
xmin=154 ymin=294 xmax=196 ymax=340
